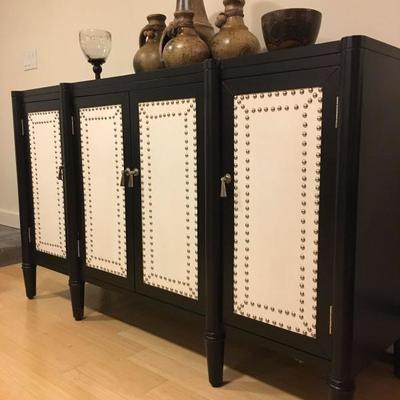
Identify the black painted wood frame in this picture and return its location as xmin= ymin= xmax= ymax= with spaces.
xmin=12 ymin=87 xmax=78 ymax=302
xmin=11 ymin=36 xmax=400 ymax=400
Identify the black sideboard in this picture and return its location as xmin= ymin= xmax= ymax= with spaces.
xmin=12 ymin=36 xmax=400 ymax=399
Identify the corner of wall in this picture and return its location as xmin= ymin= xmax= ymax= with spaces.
xmin=0 ymin=209 xmax=20 ymax=228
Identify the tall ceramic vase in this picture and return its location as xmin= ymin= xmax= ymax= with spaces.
xmin=190 ymin=0 xmax=215 ymax=44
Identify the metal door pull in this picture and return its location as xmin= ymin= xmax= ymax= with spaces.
xmin=57 ymin=165 xmax=64 ymax=181
xmin=120 ymin=168 xmax=139 ymax=188
xmin=220 ymin=173 xmax=232 ymax=198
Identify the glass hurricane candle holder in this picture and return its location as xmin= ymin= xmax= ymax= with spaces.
xmin=79 ymin=29 xmax=112 ymax=79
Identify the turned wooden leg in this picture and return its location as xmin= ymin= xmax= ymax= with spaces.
xmin=69 ymin=280 xmax=85 ymax=321
xmin=205 ymin=332 xmax=225 ymax=387
xmin=328 ymin=378 xmax=355 ymax=400
xmin=394 ymin=340 xmax=400 ymax=378
xmin=22 ymin=263 xmax=36 ymax=299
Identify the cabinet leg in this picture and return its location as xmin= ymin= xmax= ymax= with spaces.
xmin=394 ymin=340 xmax=400 ymax=378
xmin=69 ymin=280 xmax=85 ymax=321
xmin=205 ymin=332 xmax=225 ymax=387
xmin=328 ymin=378 xmax=355 ymax=400
xmin=22 ymin=263 xmax=36 ymax=299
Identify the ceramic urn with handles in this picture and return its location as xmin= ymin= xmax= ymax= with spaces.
xmin=210 ymin=0 xmax=260 ymax=60
xmin=133 ymin=14 xmax=167 ymax=73
xmin=162 ymin=9 xmax=210 ymax=68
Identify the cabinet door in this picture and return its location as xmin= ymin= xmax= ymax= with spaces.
xmin=222 ymin=68 xmax=339 ymax=357
xmin=75 ymin=94 xmax=134 ymax=289
xmin=25 ymin=100 xmax=67 ymax=264
xmin=132 ymin=85 xmax=204 ymax=312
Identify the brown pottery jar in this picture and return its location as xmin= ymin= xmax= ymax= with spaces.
xmin=162 ymin=10 xmax=210 ymax=68
xmin=164 ymin=0 xmax=214 ymax=46
xmin=133 ymin=14 xmax=166 ymax=73
xmin=210 ymin=0 xmax=260 ymax=60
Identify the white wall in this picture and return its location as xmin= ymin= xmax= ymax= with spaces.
xmin=0 ymin=0 xmax=399 ymax=227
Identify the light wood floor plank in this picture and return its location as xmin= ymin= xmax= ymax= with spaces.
xmin=0 ymin=265 xmax=399 ymax=400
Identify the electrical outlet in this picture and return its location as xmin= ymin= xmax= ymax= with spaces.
xmin=23 ymin=49 xmax=38 ymax=71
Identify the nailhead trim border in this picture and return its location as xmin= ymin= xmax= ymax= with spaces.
xmin=232 ymin=88 xmax=323 ymax=338
xmin=138 ymin=99 xmax=198 ymax=300
xmin=28 ymin=111 xmax=66 ymax=258
xmin=79 ymin=105 xmax=127 ymax=278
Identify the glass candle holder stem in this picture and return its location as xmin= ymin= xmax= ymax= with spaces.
xmin=89 ymin=58 xmax=105 ymax=79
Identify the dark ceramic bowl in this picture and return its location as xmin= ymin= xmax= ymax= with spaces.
xmin=261 ymin=8 xmax=322 ymax=51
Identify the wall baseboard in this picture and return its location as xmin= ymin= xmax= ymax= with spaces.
xmin=0 ymin=209 xmax=20 ymax=228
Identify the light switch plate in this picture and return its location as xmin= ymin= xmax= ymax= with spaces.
xmin=23 ymin=49 xmax=38 ymax=71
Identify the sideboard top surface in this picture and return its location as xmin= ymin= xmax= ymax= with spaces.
xmin=222 ymin=35 xmax=400 ymax=69
xmin=12 ymin=35 xmax=400 ymax=102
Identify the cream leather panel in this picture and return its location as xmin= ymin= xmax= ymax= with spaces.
xmin=28 ymin=111 xmax=66 ymax=258
xmin=233 ymin=88 xmax=323 ymax=338
xmin=79 ymin=105 xmax=127 ymax=278
xmin=139 ymin=99 xmax=198 ymax=300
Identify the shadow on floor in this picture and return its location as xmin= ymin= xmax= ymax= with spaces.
xmin=0 ymin=224 xmax=21 ymax=267
xmin=53 ymin=282 xmax=333 ymax=399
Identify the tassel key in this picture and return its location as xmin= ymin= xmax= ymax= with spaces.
xmin=128 ymin=168 xmax=139 ymax=188
xmin=121 ymin=168 xmax=139 ymax=188
xmin=220 ymin=173 xmax=232 ymax=198
xmin=57 ymin=166 xmax=64 ymax=181
xmin=120 ymin=169 xmax=127 ymax=187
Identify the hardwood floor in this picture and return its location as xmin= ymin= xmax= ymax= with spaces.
xmin=0 ymin=265 xmax=399 ymax=400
